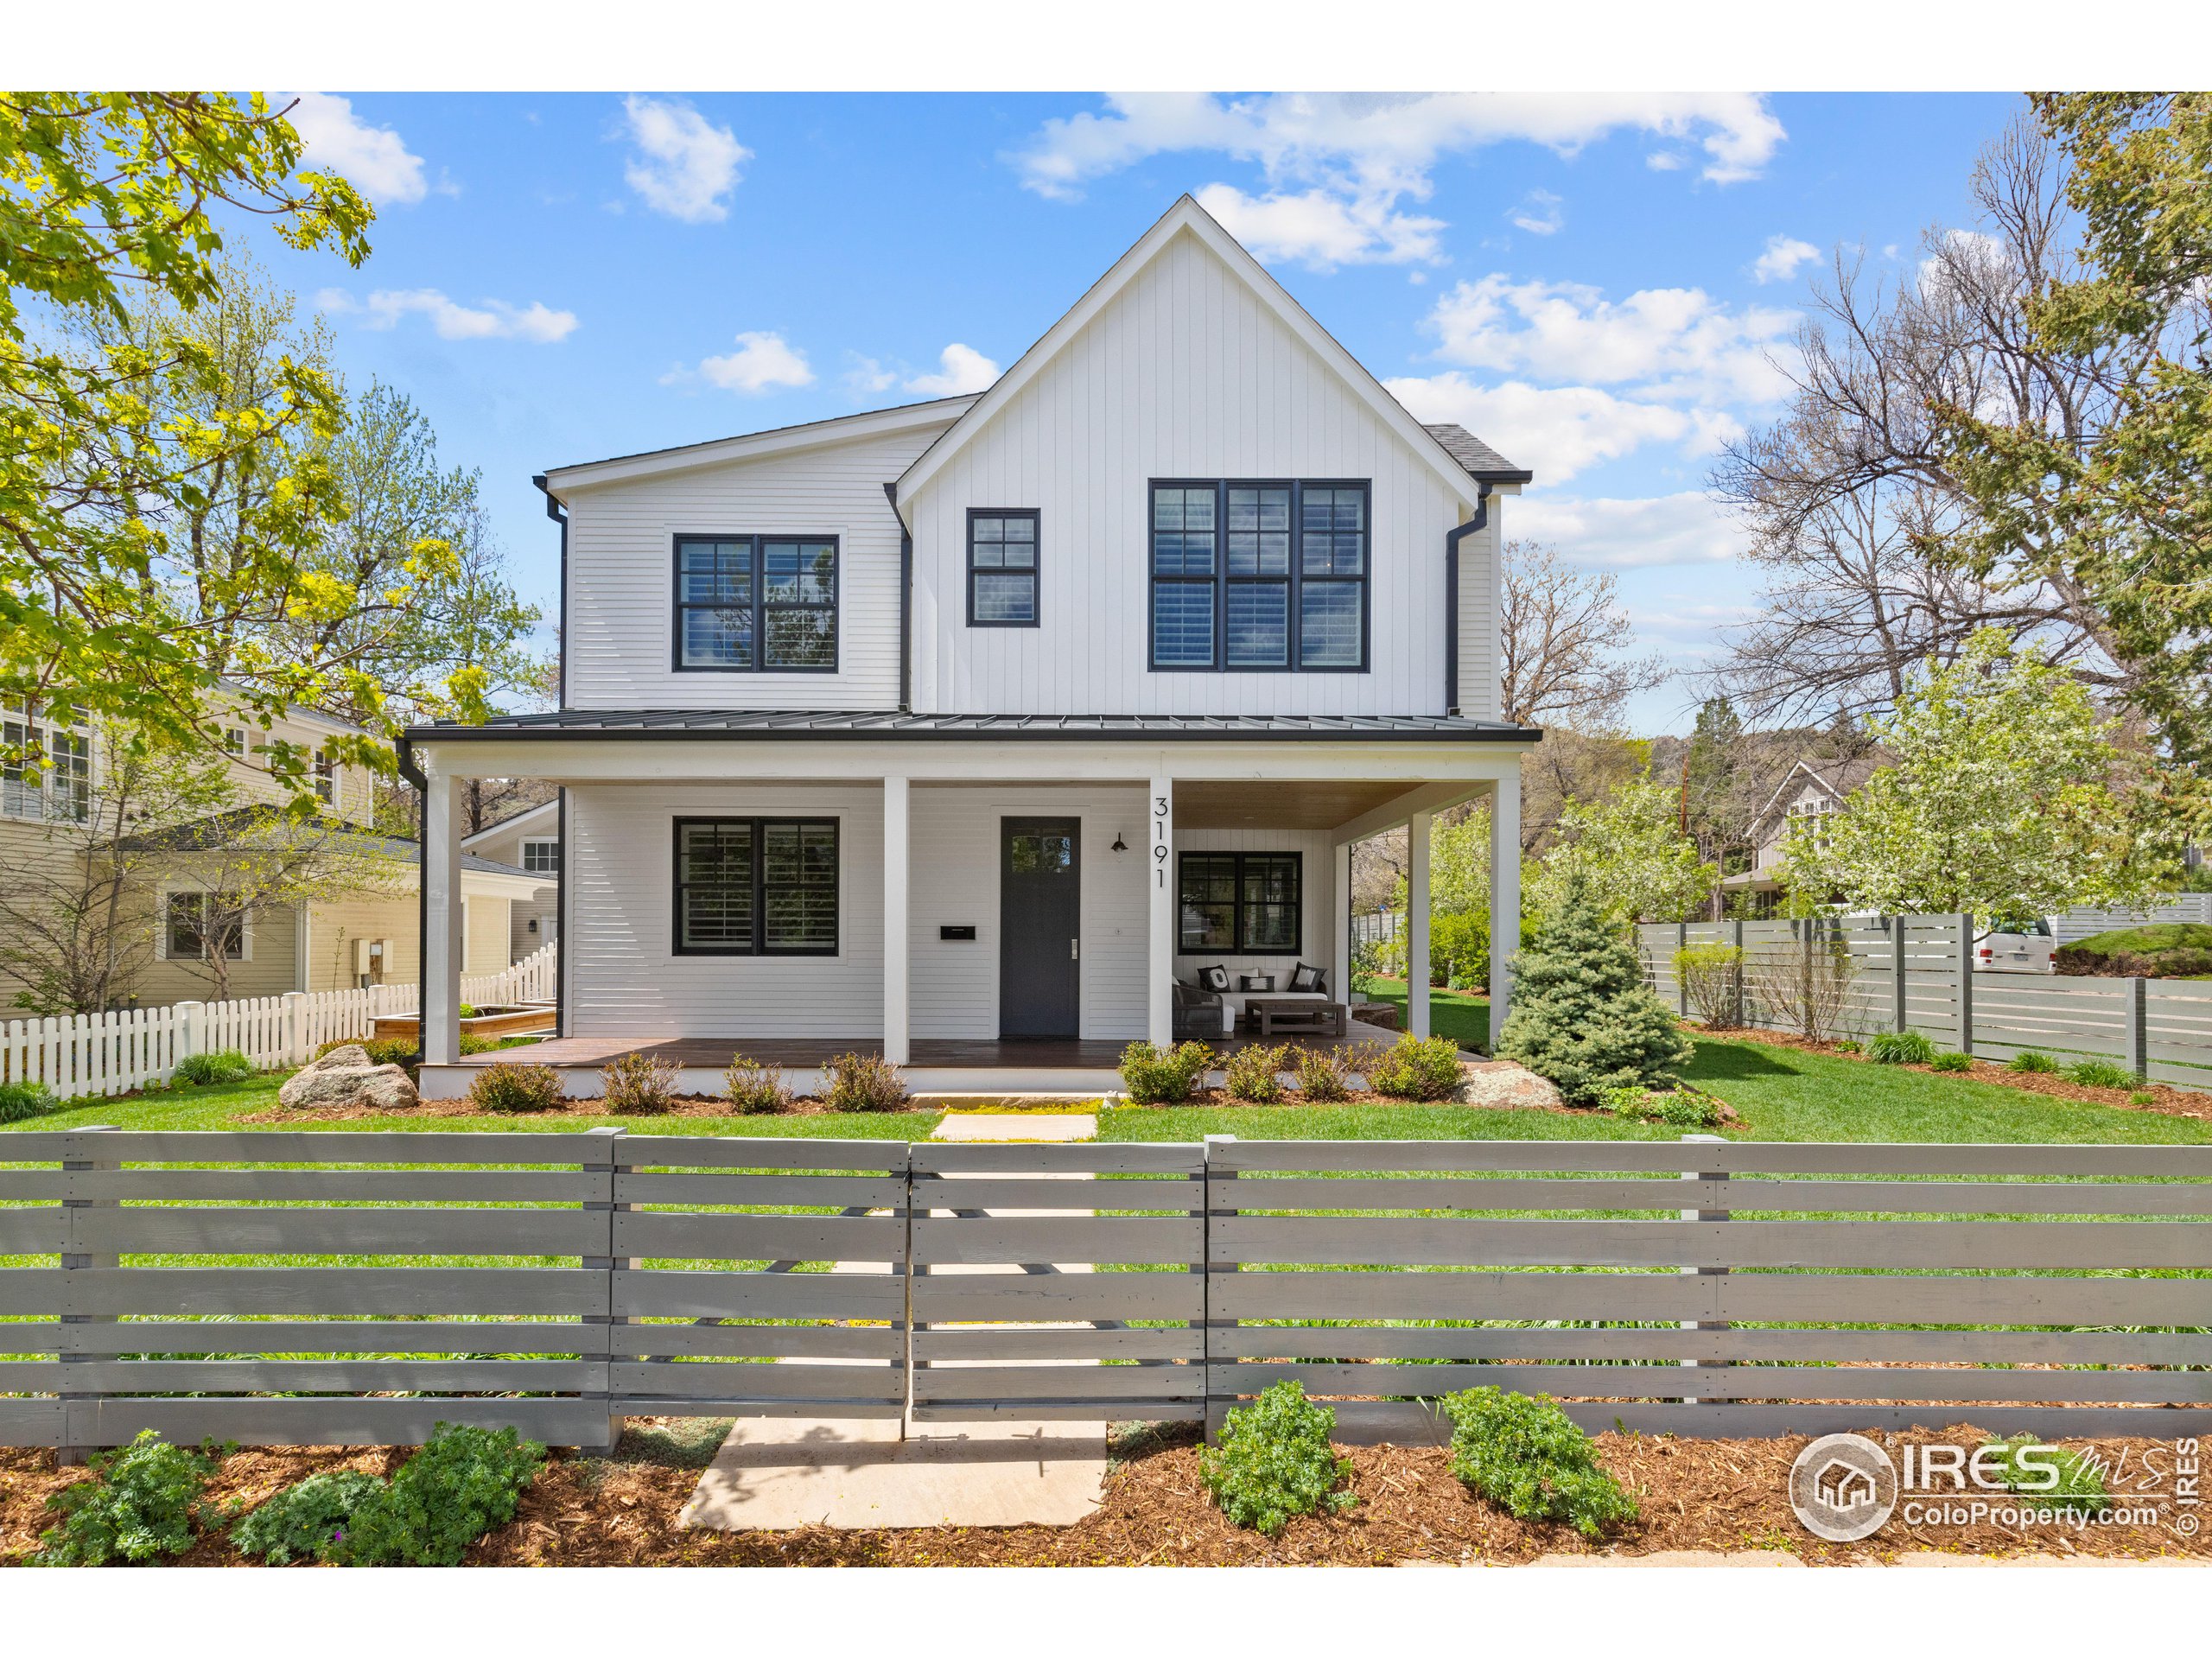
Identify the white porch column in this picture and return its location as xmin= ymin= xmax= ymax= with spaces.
xmin=1408 ymin=810 xmax=1432 ymax=1039
xmin=1147 ymin=773 xmax=1173 ymax=1048
xmin=882 ymin=774 xmax=910 ymax=1066
xmin=422 ymin=765 xmax=465 ymax=1066
xmin=1332 ymin=841 xmax=1352 ymax=1010
xmin=1489 ymin=770 xmax=1522 ymax=1043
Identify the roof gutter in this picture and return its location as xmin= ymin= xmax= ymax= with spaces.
xmin=403 ymin=720 xmax=1542 ymax=745
xmin=883 ymin=482 xmax=912 ymax=713
xmin=1443 ymin=483 xmax=1493 ymax=717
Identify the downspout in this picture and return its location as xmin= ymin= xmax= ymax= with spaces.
xmin=1442 ymin=482 xmax=1493 ymax=717
xmin=531 ymin=474 xmax=571 ymax=1034
xmin=397 ymin=733 xmax=429 ymax=1028
xmin=883 ymin=482 xmax=912 ymax=713
xmin=532 ymin=474 xmax=569 ymax=711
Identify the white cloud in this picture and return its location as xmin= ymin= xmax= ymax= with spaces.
xmin=1193 ymin=182 xmax=1445 ymax=269
xmin=1645 ymin=151 xmax=1686 ymax=172
xmin=1751 ymin=234 xmax=1820 ymax=285
xmin=664 ymin=330 xmax=814 ymax=393
xmin=1384 ymin=374 xmax=1739 ymax=484
xmin=1509 ymin=188 xmax=1564 ymax=236
xmin=620 ymin=94 xmax=749 ymax=223
xmin=1010 ymin=92 xmax=1784 ymax=271
xmin=904 ymin=343 xmax=1001 ymax=397
xmin=1509 ymin=491 xmax=1747 ymax=569
xmin=283 ymin=92 xmax=432 ymax=205
xmin=842 ymin=354 xmax=899 ymax=397
xmin=1421 ymin=274 xmax=1796 ymax=405
xmin=320 ymin=287 xmax=577 ymax=342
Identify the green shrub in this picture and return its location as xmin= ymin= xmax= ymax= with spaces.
xmin=825 ymin=1051 xmax=907 ymax=1112
xmin=724 ymin=1052 xmax=794 ymax=1114
xmin=173 ymin=1048 xmax=255 ymax=1086
xmin=1429 ymin=908 xmax=1490 ymax=989
xmin=2008 ymin=1049 xmax=2060 ymax=1074
xmin=319 ymin=1035 xmax=418 ymax=1069
xmin=328 ymin=1424 xmax=543 ymax=1567
xmin=1866 ymin=1030 xmax=1936 ymax=1065
xmin=0 ymin=1080 xmax=56 ymax=1123
xmin=1672 ymin=941 xmax=1744 ymax=1028
xmin=1367 ymin=1033 xmax=1465 ymax=1101
xmin=600 ymin=1050 xmax=681 ymax=1114
xmin=1497 ymin=871 xmax=1693 ymax=1106
xmin=229 ymin=1469 xmax=384 ymax=1565
xmin=464 ymin=1062 xmax=567 ymax=1114
xmin=1290 ymin=1044 xmax=1353 ymax=1102
xmin=458 ymin=1003 xmax=480 ymax=1019
xmin=1979 ymin=1436 xmax=2112 ymax=1518
xmin=1116 ymin=1040 xmax=1216 ymax=1104
xmin=1441 ymin=1387 xmax=1638 ymax=1540
xmin=1928 ymin=1050 xmax=1974 ymax=1072
xmin=1224 ymin=1042 xmax=1290 ymax=1103
xmin=1198 ymin=1382 xmax=1356 ymax=1535
xmin=38 ymin=1431 xmax=224 ymax=1566
xmin=1603 ymin=1084 xmax=1726 ymax=1128
xmin=2067 ymin=1057 xmax=2139 ymax=1089
xmin=2131 ymin=1090 xmax=2157 ymax=1105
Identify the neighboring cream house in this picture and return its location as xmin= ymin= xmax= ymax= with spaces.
xmin=0 ymin=692 xmax=545 ymax=1012
xmin=1719 ymin=753 xmax=1886 ymax=914
xmin=402 ymin=197 xmax=1541 ymax=1095
xmin=460 ymin=798 xmax=562 ymax=962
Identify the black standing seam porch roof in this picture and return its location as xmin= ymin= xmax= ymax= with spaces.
xmin=404 ymin=710 xmax=1543 ymax=742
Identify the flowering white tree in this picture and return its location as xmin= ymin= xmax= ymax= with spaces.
xmin=1780 ymin=630 xmax=2185 ymax=921
xmin=1527 ymin=779 xmax=1713 ymax=930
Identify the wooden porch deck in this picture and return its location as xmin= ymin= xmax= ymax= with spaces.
xmin=448 ymin=1024 xmax=1404 ymax=1071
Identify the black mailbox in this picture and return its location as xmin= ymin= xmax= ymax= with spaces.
xmin=940 ymin=925 xmax=977 ymax=941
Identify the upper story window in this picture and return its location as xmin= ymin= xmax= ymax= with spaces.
xmin=1148 ymin=480 xmax=1369 ymax=671
xmin=675 ymin=534 xmax=838 ymax=673
xmin=223 ymin=726 xmax=247 ymax=758
xmin=967 ymin=511 xmax=1039 ymax=626
xmin=520 ymin=836 xmax=560 ymax=874
xmin=313 ymin=747 xmax=337 ymax=805
xmin=2 ymin=702 xmax=89 ymax=824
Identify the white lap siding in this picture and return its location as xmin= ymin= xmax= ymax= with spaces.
xmin=908 ymin=785 xmax=1148 ymax=1041
xmin=1173 ymin=826 xmax=1338 ymax=995
xmin=565 ymin=784 xmax=884 ymax=1040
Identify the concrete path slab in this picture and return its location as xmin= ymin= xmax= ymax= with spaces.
xmin=930 ymin=1112 xmax=1096 ymax=1141
xmin=678 ymin=1413 xmax=1108 ymax=1530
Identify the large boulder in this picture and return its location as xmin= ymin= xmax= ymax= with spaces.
xmin=279 ymin=1046 xmax=419 ymax=1112
xmin=1452 ymin=1060 xmax=1563 ymax=1110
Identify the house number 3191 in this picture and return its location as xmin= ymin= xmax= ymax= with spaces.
xmin=1153 ymin=795 xmax=1169 ymax=888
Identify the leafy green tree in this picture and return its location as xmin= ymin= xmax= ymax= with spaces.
xmin=1386 ymin=807 xmax=1492 ymax=986
xmin=1497 ymin=868 xmax=1694 ymax=1105
xmin=1526 ymin=779 xmax=1713 ymax=929
xmin=1780 ymin=630 xmax=2185 ymax=921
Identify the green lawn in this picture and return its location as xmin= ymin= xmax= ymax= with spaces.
xmin=1360 ymin=976 xmax=1490 ymax=1052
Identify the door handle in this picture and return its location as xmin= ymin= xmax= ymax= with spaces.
xmin=1070 ymin=938 xmax=1079 ymax=961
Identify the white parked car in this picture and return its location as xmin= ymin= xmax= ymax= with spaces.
xmin=1974 ymin=918 xmax=2056 ymax=974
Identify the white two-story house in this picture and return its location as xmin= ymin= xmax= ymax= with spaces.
xmin=401 ymin=197 xmax=1540 ymax=1096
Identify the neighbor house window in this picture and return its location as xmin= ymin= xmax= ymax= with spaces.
xmin=520 ymin=836 xmax=560 ymax=874
xmin=672 ymin=817 xmax=838 ymax=956
xmin=675 ymin=535 xmax=838 ymax=671
xmin=1149 ymin=481 xmax=1369 ymax=671
xmin=1178 ymin=851 xmax=1301 ymax=955
xmin=967 ymin=511 xmax=1039 ymax=626
xmin=2 ymin=702 xmax=89 ymax=824
xmin=223 ymin=726 xmax=247 ymax=758
xmin=164 ymin=892 xmax=245 ymax=961
xmin=313 ymin=748 xmax=336 ymax=805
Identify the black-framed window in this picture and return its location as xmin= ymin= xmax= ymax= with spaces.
xmin=520 ymin=836 xmax=560 ymax=874
xmin=165 ymin=891 xmax=244 ymax=961
xmin=675 ymin=535 xmax=838 ymax=671
xmin=1148 ymin=481 xmax=1368 ymax=671
xmin=1178 ymin=850 xmax=1301 ymax=954
xmin=967 ymin=510 xmax=1039 ymax=626
xmin=673 ymin=817 xmax=838 ymax=956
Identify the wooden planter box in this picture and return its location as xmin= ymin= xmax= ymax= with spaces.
xmin=372 ymin=1004 xmax=556 ymax=1043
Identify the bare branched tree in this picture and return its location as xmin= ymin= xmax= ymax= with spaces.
xmin=1498 ymin=541 xmax=1669 ymax=729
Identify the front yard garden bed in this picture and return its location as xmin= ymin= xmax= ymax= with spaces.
xmin=6 ymin=1421 xmax=2201 ymax=1567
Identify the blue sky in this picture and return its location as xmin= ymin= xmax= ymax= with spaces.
xmin=240 ymin=91 xmax=2024 ymax=731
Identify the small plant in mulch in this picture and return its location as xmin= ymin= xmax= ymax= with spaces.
xmin=1289 ymin=1043 xmax=1354 ymax=1101
xmin=228 ymin=1425 xmax=543 ymax=1567
xmin=600 ymin=1051 xmax=682 ymax=1115
xmin=1366 ymin=1033 xmax=1465 ymax=1101
xmin=229 ymin=1469 xmax=384 ymax=1564
xmin=825 ymin=1050 xmax=908 ymax=1112
xmin=38 ymin=1431 xmax=227 ymax=1566
xmin=723 ymin=1052 xmax=795 ymax=1115
xmin=1979 ymin=1435 xmax=2113 ymax=1519
xmin=2067 ymin=1057 xmax=2139 ymax=1090
xmin=1199 ymin=1381 xmax=1357 ymax=1535
xmin=465 ymin=1061 xmax=567 ymax=1114
xmin=1865 ymin=1029 xmax=1936 ymax=1065
xmin=2008 ymin=1049 xmax=2060 ymax=1074
xmin=1601 ymin=1083 xmax=1731 ymax=1129
xmin=1224 ymin=1043 xmax=1291 ymax=1103
xmin=1117 ymin=1040 xmax=1216 ymax=1104
xmin=1928 ymin=1050 xmax=1974 ymax=1072
xmin=1440 ymin=1387 xmax=1638 ymax=1540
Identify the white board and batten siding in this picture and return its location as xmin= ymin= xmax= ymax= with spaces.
xmin=904 ymin=227 xmax=1493 ymax=718
xmin=560 ymin=422 xmax=957 ymax=711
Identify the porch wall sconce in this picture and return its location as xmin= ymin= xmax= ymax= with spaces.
xmin=1110 ymin=832 xmax=1128 ymax=853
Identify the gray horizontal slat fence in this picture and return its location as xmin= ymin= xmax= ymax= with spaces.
xmin=906 ymin=1141 xmax=1207 ymax=1423
xmin=1205 ymin=1137 xmax=2212 ymax=1444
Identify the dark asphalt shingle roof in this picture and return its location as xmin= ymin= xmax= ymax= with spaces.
xmin=408 ymin=710 xmax=1539 ymax=741
xmin=120 ymin=808 xmax=545 ymax=878
xmin=1422 ymin=423 xmax=1532 ymax=483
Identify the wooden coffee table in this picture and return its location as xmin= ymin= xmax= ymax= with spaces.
xmin=1246 ymin=997 xmax=1348 ymax=1039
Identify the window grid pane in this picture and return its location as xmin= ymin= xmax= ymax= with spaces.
xmin=1152 ymin=584 xmax=1216 ymax=667
xmin=969 ymin=513 xmax=1039 ymax=623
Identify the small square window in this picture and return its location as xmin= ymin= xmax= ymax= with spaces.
xmin=967 ymin=512 xmax=1039 ymax=626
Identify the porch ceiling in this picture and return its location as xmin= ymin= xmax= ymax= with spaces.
xmin=1173 ymin=779 xmax=1427 ymax=830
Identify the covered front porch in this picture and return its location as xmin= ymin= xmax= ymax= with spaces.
xmin=400 ymin=717 xmax=1531 ymax=1098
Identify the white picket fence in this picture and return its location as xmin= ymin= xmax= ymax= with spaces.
xmin=3 ymin=942 xmax=557 ymax=1103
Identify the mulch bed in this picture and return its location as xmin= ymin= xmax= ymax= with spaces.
xmin=6 ymin=1420 xmax=2203 ymax=1567
xmin=1702 ymin=1026 xmax=2212 ymax=1122
xmin=239 ymin=1096 xmax=910 ymax=1123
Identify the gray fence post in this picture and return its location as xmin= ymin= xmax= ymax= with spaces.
xmin=1891 ymin=916 xmax=1909 ymax=1035
xmin=1955 ymin=913 xmax=1975 ymax=1057
xmin=1202 ymin=1134 xmax=1237 ymax=1444
xmin=58 ymin=1125 xmax=119 ymax=1465
xmin=2127 ymin=978 xmax=2149 ymax=1081
xmin=580 ymin=1126 xmax=626 ymax=1453
xmin=1678 ymin=1132 xmax=1729 ymax=1409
